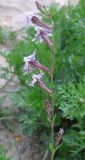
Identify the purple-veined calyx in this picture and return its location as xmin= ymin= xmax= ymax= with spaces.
xmin=40 ymin=30 xmax=53 ymax=48
xmin=31 ymin=16 xmax=52 ymax=30
xmin=29 ymin=60 xmax=49 ymax=72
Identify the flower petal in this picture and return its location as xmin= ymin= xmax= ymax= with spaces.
xmin=29 ymin=72 xmax=44 ymax=86
xmin=23 ymin=52 xmax=36 ymax=74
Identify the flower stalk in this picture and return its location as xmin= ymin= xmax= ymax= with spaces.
xmin=24 ymin=2 xmax=64 ymax=160
xmin=50 ymin=46 xmax=55 ymax=160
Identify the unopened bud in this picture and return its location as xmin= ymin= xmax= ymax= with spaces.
xmin=45 ymin=99 xmax=51 ymax=120
xmin=35 ymin=1 xmax=44 ymax=12
xmin=56 ymin=128 xmax=64 ymax=145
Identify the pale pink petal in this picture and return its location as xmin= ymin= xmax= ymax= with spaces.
xmin=25 ymin=10 xmax=40 ymax=26
xmin=23 ymin=52 xmax=36 ymax=74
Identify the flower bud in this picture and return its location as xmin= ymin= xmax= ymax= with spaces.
xmin=56 ymin=128 xmax=64 ymax=145
xmin=40 ymin=30 xmax=53 ymax=48
xmin=35 ymin=1 xmax=44 ymax=12
xmin=45 ymin=99 xmax=51 ymax=120
xmin=35 ymin=1 xmax=47 ymax=15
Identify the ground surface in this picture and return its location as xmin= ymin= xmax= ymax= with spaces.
xmin=0 ymin=124 xmax=43 ymax=160
xmin=0 ymin=0 xmax=54 ymax=30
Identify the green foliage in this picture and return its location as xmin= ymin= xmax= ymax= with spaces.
xmin=3 ymin=0 xmax=85 ymax=159
xmin=10 ymin=86 xmax=50 ymax=135
xmin=63 ymin=130 xmax=85 ymax=158
xmin=8 ymin=31 xmax=17 ymax=40
xmin=50 ymin=1 xmax=85 ymax=82
xmin=57 ymin=77 xmax=85 ymax=159
xmin=0 ymin=27 xmax=18 ymax=46
xmin=0 ymin=27 xmax=6 ymax=43
xmin=57 ymin=76 xmax=85 ymax=121
xmin=0 ymin=145 xmax=9 ymax=160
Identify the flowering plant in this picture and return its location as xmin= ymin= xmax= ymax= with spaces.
xmin=24 ymin=2 xmax=64 ymax=160
xmin=2 ymin=1 xmax=85 ymax=159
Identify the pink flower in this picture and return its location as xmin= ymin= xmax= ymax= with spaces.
xmin=24 ymin=51 xmax=49 ymax=72
xmin=32 ymin=26 xmax=52 ymax=43
xmin=23 ymin=52 xmax=36 ymax=74
xmin=25 ymin=10 xmax=39 ymax=26
xmin=29 ymin=72 xmax=51 ymax=94
xmin=29 ymin=72 xmax=44 ymax=86
xmin=45 ymin=99 xmax=51 ymax=120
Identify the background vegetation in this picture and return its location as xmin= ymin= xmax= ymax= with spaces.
xmin=0 ymin=145 xmax=9 ymax=160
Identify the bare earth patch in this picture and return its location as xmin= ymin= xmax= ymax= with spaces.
xmin=0 ymin=125 xmax=43 ymax=160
